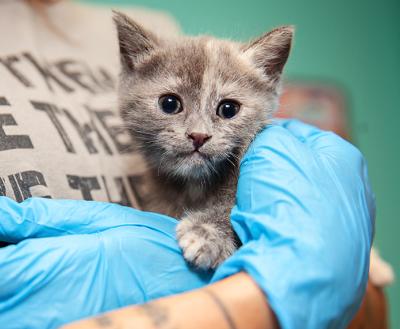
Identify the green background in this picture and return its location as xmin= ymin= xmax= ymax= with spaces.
xmin=83 ymin=0 xmax=399 ymax=326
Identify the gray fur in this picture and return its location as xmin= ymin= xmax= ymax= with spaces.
xmin=114 ymin=12 xmax=293 ymax=269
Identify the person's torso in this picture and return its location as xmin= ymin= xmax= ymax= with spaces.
xmin=0 ymin=0 xmax=180 ymax=207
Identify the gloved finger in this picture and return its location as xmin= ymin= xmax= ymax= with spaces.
xmin=268 ymin=121 xmax=368 ymax=193
xmin=276 ymin=121 xmax=372 ymax=209
xmin=273 ymin=118 xmax=323 ymax=140
xmin=0 ymin=197 xmax=177 ymax=243
xmin=242 ymin=124 xmax=317 ymax=176
xmin=274 ymin=119 xmax=362 ymax=160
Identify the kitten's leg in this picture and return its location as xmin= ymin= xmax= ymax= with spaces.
xmin=176 ymin=198 xmax=240 ymax=269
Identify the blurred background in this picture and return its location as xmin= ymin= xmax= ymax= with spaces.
xmin=82 ymin=0 xmax=399 ymax=326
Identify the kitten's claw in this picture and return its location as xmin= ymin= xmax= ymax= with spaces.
xmin=176 ymin=220 xmax=236 ymax=269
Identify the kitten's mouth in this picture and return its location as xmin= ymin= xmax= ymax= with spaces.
xmin=191 ymin=149 xmax=208 ymax=157
xmin=179 ymin=149 xmax=210 ymax=161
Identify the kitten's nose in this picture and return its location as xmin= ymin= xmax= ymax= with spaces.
xmin=188 ymin=132 xmax=212 ymax=149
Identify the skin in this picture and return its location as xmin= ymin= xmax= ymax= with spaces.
xmin=58 ymin=273 xmax=383 ymax=329
xmin=60 ymin=273 xmax=279 ymax=329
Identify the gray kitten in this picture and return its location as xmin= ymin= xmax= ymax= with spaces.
xmin=114 ymin=12 xmax=293 ymax=269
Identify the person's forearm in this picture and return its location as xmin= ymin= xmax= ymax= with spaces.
xmin=60 ymin=272 xmax=278 ymax=329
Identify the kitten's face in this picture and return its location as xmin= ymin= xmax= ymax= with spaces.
xmin=115 ymin=13 xmax=293 ymax=182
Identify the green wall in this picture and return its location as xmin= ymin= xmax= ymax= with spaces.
xmin=83 ymin=0 xmax=400 ymax=326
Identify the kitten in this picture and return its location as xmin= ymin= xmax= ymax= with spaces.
xmin=114 ymin=12 xmax=293 ymax=269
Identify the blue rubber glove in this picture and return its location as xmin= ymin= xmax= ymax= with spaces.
xmin=0 ymin=120 xmax=374 ymax=329
xmin=213 ymin=120 xmax=375 ymax=329
xmin=0 ymin=198 xmax=212 ymax=329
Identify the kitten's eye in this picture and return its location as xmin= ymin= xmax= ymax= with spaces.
xmin=217 ymin=100 xmax=240 ymax=119
xmin=159 ymin=94 xmax=182 ymax=114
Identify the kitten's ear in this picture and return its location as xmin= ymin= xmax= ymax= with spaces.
xmin=243 ymin=26 xmax=294 ymax=80
xmin=113 ymin=11 xmax=159 ymax=71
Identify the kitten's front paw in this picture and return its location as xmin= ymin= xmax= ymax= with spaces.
xmin=176 ymin=220 xmax=236 ymax=269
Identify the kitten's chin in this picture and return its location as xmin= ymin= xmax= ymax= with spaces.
xmin=162 ymin=151 xmax=217 ymax=181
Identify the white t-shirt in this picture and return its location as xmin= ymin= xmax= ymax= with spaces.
xmin=0 ymin=0 xmax=180 ymax=207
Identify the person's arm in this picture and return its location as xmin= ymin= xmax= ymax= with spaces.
xmin=61 ymin=275 xmax=388 ymax=329
xmin=61 ymin=273 xmax=277 ymax=329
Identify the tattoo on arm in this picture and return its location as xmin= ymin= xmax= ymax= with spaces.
xmin=203 ymin=289 xmax=238 ymax=329
xmin=92 ymin=291 xmax=236 ymax=329
xmin=94 ymin=314 xmax=113 ymax=328
xmin=139 ymin=302 xmax=176 ymax=329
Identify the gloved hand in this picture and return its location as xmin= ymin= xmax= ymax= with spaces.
xmin=0 ymin=120 xmax=375 ymax=329
xmin=212 ymin=120 xmax=375 ymax=329
xmin=0 ymin=198 xmax=212 ymax=329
